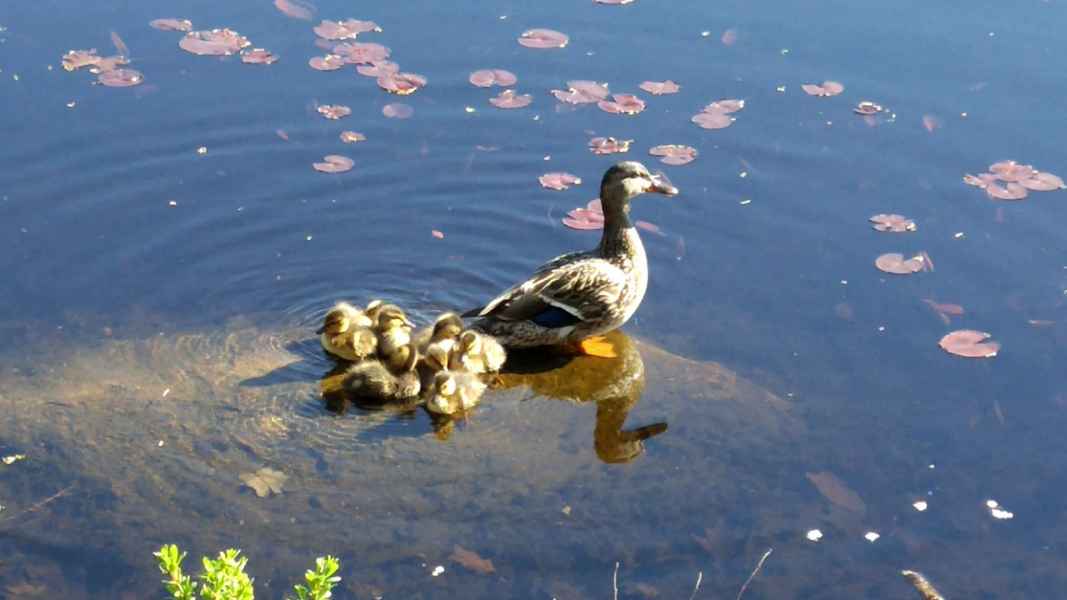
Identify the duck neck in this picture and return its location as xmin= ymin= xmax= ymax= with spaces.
xmin=597 ymin=194 xmax=640 ymax=260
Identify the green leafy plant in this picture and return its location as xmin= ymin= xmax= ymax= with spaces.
xmin=154 ymin=545 xmax=340 ymax=600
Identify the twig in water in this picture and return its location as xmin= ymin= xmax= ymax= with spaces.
xmin=688 ymin=570 xmax=703 ymax=600
xmin=736 ymin=548 xmax=774 ymax=600
xmin=612 ymin=561 xmax=619 ymax=600
xmin=901 ymin=570 xmax=946 ymax=600
xmin=0 ymin=484 xmax=74 ymax=524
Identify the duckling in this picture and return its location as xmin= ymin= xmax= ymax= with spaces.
xmin=318 ymin=302 xmax=375 ymax=360
xmin=363 ymin=299 xmax=385 ymax=323
xmin=414 ymin=312 xmax=464 ymax=350
xmin=425 ymin=370 xmax=486 ymax=415
xmin=376 ymin=306 xmax=415 ymax=371
xmin=343 ymin=342 xmax=421 ymax=401
xmin=449 ymin=330 xmax=507 ymax=374
xmin=422 ymin=342 xmax=452 ymax=373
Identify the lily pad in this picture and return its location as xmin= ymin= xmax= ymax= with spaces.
xmin=340 ymin=131 xmax=366 ymax=143
xmin=150 ymin=18 xmax=193 ymax=32
xmin=589 ymin=137 xmax=631 ymax=155
xmin=517 ymin=28 xmax=569 ymax=49
xmin=313 ymin=19 xmax=381 ymax=40
xmin=469 ymin=69 xmax=517 ymax=88
xmin=313 ymin=155 xmax=354 ymax=173
xmin=938 ymin=330 xmax=1000 ymax=358
xmin=489 ymin=89 xmax=532 ymax=109
xmin=648 ymin=144 xmax=697 ymax=166
xmin=382 ymin=103 xmax=413 ymax=119
xmin=240 ymin=48 xmax=278 ymax=64
xmin=97 ymin=68 xmax=144 ymax=87
xmin=639 ymin=80 xmax=680 ymax=95
xmin=597 ymin=93 xmax=645 ymax=115
xmin=317 ymin=104 xmax=351 ymax=120
xmin=377 ymin=72 xmax=426 ymax=95
xmin=308 ymin=54 xmax=345 ymax=71
xmin=179 ymin=29 xmax=251 ymax=56
xmin=869 ymin=214 xmax=916 ymax=232
xmin=801 ymin=81 xmax=844 ymax=97
xmin=539 ymin=172 xmax=582 ymax=190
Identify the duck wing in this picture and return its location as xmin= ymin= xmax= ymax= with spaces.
xmin=464 ymin=257 xmax=626 ymax=328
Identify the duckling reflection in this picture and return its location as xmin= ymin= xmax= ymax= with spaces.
xmin=487 ymin=329 xmax=667 ymax=463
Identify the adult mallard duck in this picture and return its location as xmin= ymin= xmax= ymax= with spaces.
xmin=463 ymin=161 xmax=678 ymax=356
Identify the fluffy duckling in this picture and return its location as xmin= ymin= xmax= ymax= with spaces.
xmin=425 ymin=370 xmax=487 ymax=415
xmin=318 ymin=302 xmax=375 ymax=360
xmin=344 ymin=342 xmax=421 ymax=401
xmin=422 ymin=342 xmax=452 ymax=374
xmin=414 ymin=312 xmax=464 ymax=351
xmin=448 ymin=330 xmax=507 ymax=374
xmin=376 ymin=306 xmax=416 ymax=371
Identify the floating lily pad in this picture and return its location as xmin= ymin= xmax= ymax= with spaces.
xmin=240 ymin=48 xmax=278 ymax=64
xmin=274 ymin=0 xmax=314 ymax=21
xmin=1019 ymin=172 xmax=1066 ymax=191
xmin=313 ymin=19 xmax=381 ymax=40
xmin=539 ymin=172 xmax=582 ymax=190
xmin=985 ymin=181 xmax=1028 ymax=201
xmin=869 ymin=214 xmax=916 ymax=232
xmin=333 ymin=41 xmax=390 ymax=64
xmin=489 ymin=89 xmax=532 ymax=109
xmin=313 ymin=155 xmax=354 ymax=173
xmin=801 ymin=81 xmax=844 ymax=97
xmin=469 ymin=69 xmax=517 ymax=88
xmin=308 ymin=54 xmax=345 ymax=71
xmin=563 ymin=199 xmax=605 ymax=230
xmin=150 ymin=18 xmax=193 ymax=32
xmin=853 ymin=101 xmax=883 ymax=115
xmin=62 ymin=49 xmax=101 ymax=71
xmin=589 ymin=137 xmax=631 ymax=155
xmin=240 ymin=467 xmax=288 ymax=497
xmin=97 ymin=68 xmax=143 ymax=87
xmin=874 ymin=252 xmax=928 ymax=275
xmin=704 ymin=99 xmax=744 ymax=113
xmin=649 ymin=144 xmax=697 ymax=165
xmin=597 ymin=93 xmax=645 ymax=115
xmin=317 ymin=104 xmax=351 ymax=119
xmin=179 ymin=29 xmax=251 ymax=56
xmin=639 ymin=80 xmax=680 ymax=95
xmin=939 ymin=330 xmax=1000 ymax=358
xmin=356 ymin=61 xmax=398 ymax=77
xmin=377 ymin=72 xmax=426 ymax=95
xmin=691 ymin=112 xmax=734 ymax=129
xmin=517 ymin=28 xmax=569 ymax=49
xmin=340 ymin=131 xmax=366 ymax=143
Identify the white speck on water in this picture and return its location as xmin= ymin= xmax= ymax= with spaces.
xmin=913 ymin=500 xmax=928 ymax=512
xmin=805 ymin=529 xmax=823 ymax=542
xmin=864 ymin=531 xmax=880 ymax=543
xmin=431 ymin=565 xmax=445 ymax=577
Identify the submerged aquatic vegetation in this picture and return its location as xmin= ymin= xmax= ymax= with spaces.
xmin=154 ymin=545 xmax=340 ymax=600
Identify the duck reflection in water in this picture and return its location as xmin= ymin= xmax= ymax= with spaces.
xmin=320 ymin=329 xmax=667 ymax=464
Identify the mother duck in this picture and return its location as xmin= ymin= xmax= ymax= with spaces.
xmin=464 ymin=161 xmax=678 ymax=356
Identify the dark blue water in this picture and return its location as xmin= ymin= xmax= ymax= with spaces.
xmin=1 ymin=0 xmax=1066 ymax=598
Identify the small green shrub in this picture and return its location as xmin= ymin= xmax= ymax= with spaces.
xmin=154 ymin=544 xmax=340 ymax=600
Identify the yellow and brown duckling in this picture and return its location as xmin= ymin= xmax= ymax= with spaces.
xmin=375 ymin=305 xmax=416 ymax=371
xmin=343 ymin=342 xmax=421 ymax=401
xmin=448 ymin=330 xmax=507 ymax=374
xmin=425 ymin=370 xmax=487 ymax=415
xmin=318 ymin=302 xmax=377 ymax=361
xmin=414 ymin=312 xmax=464 ymax=352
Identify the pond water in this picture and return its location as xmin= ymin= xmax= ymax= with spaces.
xmin=1 ymin=0 xmax=1066 ymax=598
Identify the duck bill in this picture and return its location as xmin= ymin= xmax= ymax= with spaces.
xmin=646 ymin=173 xmax=679 ymax=196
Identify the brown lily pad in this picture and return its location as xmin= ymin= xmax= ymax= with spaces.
xmin=869 ymin=214 xmax=916 ymax=232
xmin=939 ymin=330 xmax=1000 ymax=358
xmin=308 ymin=54 xmax=345 ymax=71
xmin=240 ymin=467 xmax=288 ymax=497
xmin=62 ymin=49 xmax=101 ymax=71
xmin=377 ymin=72 xmax=426 ymax=95
xmin=597 ymin=93 xmax=646 ymax=115
xmin=313 ymin=155 xmax=354 ymax=173
xmin=333 ymin=41 xmax=390 ymax=64
xmin=1019 ymin=172 xmax=1066 ymax=191
xmin=97 ymin=68 xmax=143 ymax=87
xmin=874 ymin=252 xmax=928 ymax=275
xmin=179 ymin=29 xmax=251 ymax=56
xmin=313 ymin=19 xmax=380 ymax=40
xmin=639 ymin=80 xmax=680 ymax=95
xmin=274 ymin=0 xmax=315 ymax=21
xmin=317 ymin=104 xmax=351 ymax=120
xmin=853 ymin=101 xmax=883 ymax=115
xmin=240 ymin=48 xmax=278 ymax=64
xmin=356 ymin=61 xmax=399 ymax=77
xmin=340 ymin=131 xmax=366 ymax=143
xmin=517 ymin=28 xmax=569 ymax=49
xmin=469 ymin=69 xmax=517 ymax=88
xmin=801 ymin=81 xmax=844 ymax=97
xmin=589 ymin=137 xmax=632 ymax=155
xmin=563 ymin=199 xmax=605 ymax=230
xmin=691 ymin=112 xmax=734 ymax=129
xmin=450 ymin=545 xmax=495 ymax=575
xmin=985 ymin=181 xmax=1028 ymax=201
xmin=150 ymin=18 xmax=193 ymax=32
xmin=539 ymin=172 xmax=582 ymax=190
xmin=489 ymin=89 xmax=532 ymax=109
xmin=704 ymin=99 xmax=745 ymax=114
xmin=648 ymin=144 xmax=697 ymax=166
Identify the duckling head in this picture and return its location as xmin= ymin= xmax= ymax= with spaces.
xmin=316 ymin=308 xmax=350 ymax=335
xmin=458 ymin=330 xmax=483 ymax=354
xmin=424 ymin=343 xmax=451 ymax=372
xmin=364 ymin=299 xmax=385 ymax=321
xmin=434 ymin=371 xmax=458 ymax=397
xmin=431 ymin=312 xmax=464 ymax=342
xmin=377 ymin=305 xmax=415 ymax=332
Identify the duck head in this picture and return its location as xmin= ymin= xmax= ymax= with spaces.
xmin=431 ymin=312 xmax=464 ymax=342
xmin=600 ymin=161 xmax=678 ymax=210
xmin=376 ymin=305 xmax=415 ymax=331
